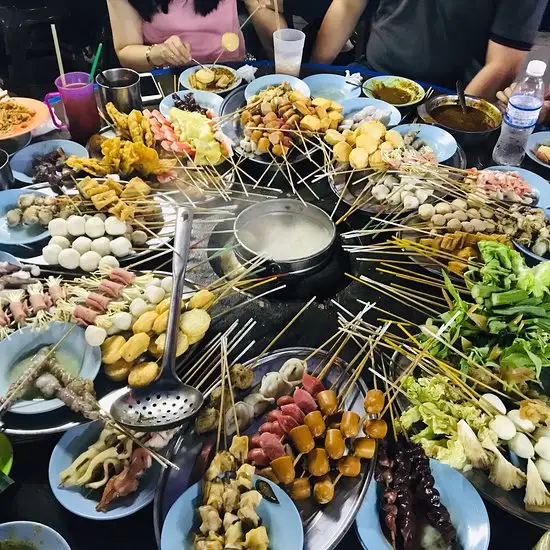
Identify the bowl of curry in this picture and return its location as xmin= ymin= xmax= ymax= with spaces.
xmin=417 ymin=94 xmax=502 ymax=146
xmin=362 ymin=75 xmax=425 ymax=107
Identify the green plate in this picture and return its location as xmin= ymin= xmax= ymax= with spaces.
xmin=0 ymin=433 xmax=13 ymax=475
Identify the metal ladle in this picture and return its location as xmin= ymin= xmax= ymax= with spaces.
xmin=109 ymin=208 xmax=204 ymax=431
xmin=456 ymin=80 xmax=468 ymax=114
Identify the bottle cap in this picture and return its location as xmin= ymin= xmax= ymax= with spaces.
xmin=527 ymin=60 xmax=547 ymax=77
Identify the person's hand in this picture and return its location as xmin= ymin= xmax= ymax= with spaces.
xmin=497 ymin=82 xmax=550 ymax=125
xmin=150 ymin=35 xmax=191 ymax=67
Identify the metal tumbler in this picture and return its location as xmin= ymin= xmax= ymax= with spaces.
xmin=96 ymin=68 xmax=142 ymax=115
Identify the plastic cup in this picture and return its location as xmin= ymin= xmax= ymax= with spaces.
xmin=273 ymin=29 xmax=305 ymax=77
xmin=45 ymin=72 xmax=101 ymax=145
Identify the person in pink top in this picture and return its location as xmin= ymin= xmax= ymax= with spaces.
xmin=107 ymin=0 xmax=245 ymax=70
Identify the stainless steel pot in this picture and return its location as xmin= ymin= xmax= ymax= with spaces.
xmin=234 ymin=198 xmax=336 ymax=276
xmin=417 ymin=94 xmax=502 ymax=147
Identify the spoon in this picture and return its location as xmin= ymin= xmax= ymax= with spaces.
xmin=456 ymin=80 xmax=467 ymax=115
xmin=109 ymin=208 xmax=204 ymax=431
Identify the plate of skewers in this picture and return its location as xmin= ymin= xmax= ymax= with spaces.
xmin=3 ymin=179 xmax=177 ymax=271
xmin=161 ymin=473 xmax=303 ymax=550
xmin=385 ymin=242 xmax=550 ymax=529
xmin=221 ymin=81 xmax=344 ymax=169
xmin=48 ymin=420 xmax=164 ymax=520
xmin=356 ymin=442 xmax=490 ymax=550
xmin=155 ymin=345 xmax=385 ymax=550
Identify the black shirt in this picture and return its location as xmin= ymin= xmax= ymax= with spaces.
xmin=365 ymin=0 xmax=547 ymax=88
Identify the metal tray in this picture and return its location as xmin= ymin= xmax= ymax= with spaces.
xmin=0 ymin=273 xmax=198 ymax=439
xmin=220 ymin=85 xmax=309 ymax=167
xmin=3 ymin=182 xmax=176 ymax=267
xmin=328 ymin=144 xmax=467 ymax=214
xmin=390 ymin=350 xmax=550 ymax=530
xmin=153 ymin=346 xmax=376 ymax=550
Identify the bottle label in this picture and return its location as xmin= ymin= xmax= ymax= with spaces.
xmin=506 ymin=101 xmax=541 ymax=129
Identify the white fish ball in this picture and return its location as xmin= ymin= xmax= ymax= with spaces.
xmin=479 ymin=207 xmax=494 ymax=219
xmin=79 ymin=250 xmax=101 ymax=272
xmin=130 ymin=230 xmax=148 ymax=245
xmin=105 ymin=216 xmax=127 ymax=236
xmin=91 ymin=237 xmax=111 ymax=256
xmin=161 ymin=277 xmax=173 ymax=293
xmin=67 ymin=215 xmax=86 ymax=237
xmin=49 ymin=236 xmax=70 ymax=249
xmin=446 ymin=218 xmax=462 ymax=232
xmin=418 ymin=203 xmax=435 ymax=220
xmin=43 ymin=244 xmax=62 ymax=265
xmin=149 ymin=278 xmax=162 ymax=287
xmin=85 ymin=325 xmax=107 ymax=347
xmin=94 ymin=213 xmax=107 ymax=221
xmin=403 ymin=195 xmax=420 ymax=211
xmin=58 ymin=248 xmax=81 ymax=270
xmin=145 ymin=284 xmax=165 ymax=304
xmin=489 ymin=414 xmax=517 ymax=441
xmin=434 ymin=202 xmax=451 ymax=215
xmin=130 ymin=298 xmax=149 ymax=317
xmin=535 ymin=437 xmax=550 ymax=461
xmin=471 ymin=219 xmax=487 ymax=233
xmin=507 ymin=409 xmax=536 ymax=433
xmin=467 ymin=208 xmax=480 ymax=219
xmin=461 ymin=221 xmax=474 ymax=233
xmin=451 ymin=198 xmax=468 ymax=211
xmin=48 ymin=218 xmax=68 ymax=237
xmin=454 ymin=210 xmax=468 ymax=222
xmin=431 ymin=214 xmax=446 ymax=227
xmin=112 ymin=311 xmax=133 ymax=331
xmin=85 ymin=217 xmax=105 ymax=238
xmin=72 ymin=236 xmax=92 ymax=255
xmin=99 ymin=256 xmax=120 ymax=270
xmin=110 ymin=236 xmax=132 ymax=258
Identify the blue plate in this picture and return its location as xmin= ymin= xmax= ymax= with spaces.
xmin=161 ymin=476 xmax=303 ymax=550
xmin=355 ymin=459 xmax=490 ymax=550
xmin=393 ymin=123 xmax=458 ymax=162
xmin=49 ymin=421 xmax=161 ymax=520
xmin=179 ymin=65 xmax=242 ymax=94
xmin=0 ymin=521 xmax=71 ymax=550
xmin=0 ymin=188 xmax=50 ymax=245
xmin=486 ymin=165 xmax=550 ymax=209
xmin=245 ymin=74 xmax=310 ymax=102
xmin=0 ymin=322 xmax=101 ymax=415
xmin=160 ymin=90 xmax=224 ymax=118
xmin=527 ymin=131 xmax=550 ymax=170
xmin=10 ymin=139 xmax=88 ymax=184
xmin=302 ymin=74 xmax=361 ymax=102
xmin=0 ymin=250 xmax=20 ymax=265
xmin=341 ymin=98 xmax=402 ymax=128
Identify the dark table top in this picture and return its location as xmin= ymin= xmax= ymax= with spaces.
xmin=1 ymin=62 xmax=549 ymax=550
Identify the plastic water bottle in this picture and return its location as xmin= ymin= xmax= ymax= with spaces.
xmin=493 ymin=60 xmax=546 ymax=166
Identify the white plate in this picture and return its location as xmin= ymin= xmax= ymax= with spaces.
xmin=179 ymin=65 xmax=241 ymax=94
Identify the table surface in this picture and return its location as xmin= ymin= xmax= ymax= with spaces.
xmin=1 ymin=62 xmax=549 ymax=550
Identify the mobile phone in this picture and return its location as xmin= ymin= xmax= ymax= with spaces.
xmin=139 ymin=72 xmax=163 ymax=104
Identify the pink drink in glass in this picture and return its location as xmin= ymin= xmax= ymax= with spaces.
xmin=46 ymin=72 xmax=100 ymax=144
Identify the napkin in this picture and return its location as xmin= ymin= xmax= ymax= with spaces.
xmin=345 ymin=71 xmax=363 ymax=86
xmin=236 ymin=65 xmax=258 ymax=83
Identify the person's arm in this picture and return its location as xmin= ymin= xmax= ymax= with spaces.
xmin=464 ymin=41 xmax=526 ymax=100
xmin=107 ymin=0 xmax=191 ymax=71
xmin=466 ymin=0 xmax=546 ymax=100
xmin=310 ymin=0 xmax=367 ymax=65
xmin=245 ymin=0 xmax=287 ymax=58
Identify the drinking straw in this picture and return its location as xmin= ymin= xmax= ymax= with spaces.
xmin=88 ymin=43 xmax=103 ymax=83
xmin=274 ymin=0 xmax=281 ymax=31
xmin=50 ymin=24 xmax=66 ymax=87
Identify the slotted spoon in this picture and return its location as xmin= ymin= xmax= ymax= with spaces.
xmin=109 ymin=208 xmax=204 ymax=431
